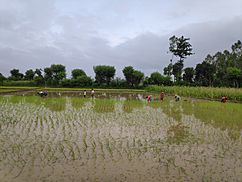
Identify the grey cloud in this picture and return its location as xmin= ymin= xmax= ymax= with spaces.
xmin=173 ymin=16 xmax=242 ymax=67
xmin=0 ymin=1 xmax=242 ymax=78
xmin=1 ymin=16 xmax=242 ymax=78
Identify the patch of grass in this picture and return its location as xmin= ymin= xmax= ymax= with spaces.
xmin=70 ymin=97 xmax=89 ymax=109
xmin=145 ymin=85 xmax=242 ymax=102
xmin=122 ymin=100 xmax=144 ymax=113
xmin=0 ymin=86 xmax=39 ymax=89
xmin=0 ymin=89 xmax=18 ymax=93
xmin=94 ymin=99 xmax=116 ymax=113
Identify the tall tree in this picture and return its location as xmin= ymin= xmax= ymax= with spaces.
xmin=93 ymin=65 xmax=115 ymax=85
xmin=34 ymin=69 xmax=44 ymax=86
xmin=168 ymin=35 xmax=194 ymax=83
xmin=50 ymin=64 xmax=66 ymax=81
xmin=0 ymin=73 xmax=6 ymax=86
xmin=35 ymin=69 xmax=43 ymax=77
xmin=123 ymin=66 xmax=144 ymax=86
xmin=43 ymin=64 xmax=66 ymax=86
xmin=226 ymin=67 xmax=241 ymax=88
xmin=172 ymin=61 xmax=184 ymax=82
xmin=183 ymin=67 xmax=195 ymax=84
xmin=132 ymin=70 xmax=144 ymax=86
xmin=149 ymin=72 xmax=171 ymax=86
xmin=195 ymin=61 xmax=215 ymax=86
xmin=163 ymin=63 xmax=173 ymax=77
xmin=71 ymin=69 xmax=86 ymax=79
xmin=231 ymin=40 xmax=242 ymax=70
xmin=9 ymin=69 xmax=24 ymax=80
xmin=123 ymin=66 xmax=135 ymax=86
xmin=25 ymin=69 xmax=35 ymax=80
xmin=44 ymin=67 xmax=53 ymax=86
xmin=149 ymin=72 xmax=163 ymax=85
xmin=71 ymin=75 xmax=92 ymax=87
xmin=169 ymin=35 xmax=194 ymax=62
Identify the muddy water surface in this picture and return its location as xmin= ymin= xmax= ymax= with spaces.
xmin=0 ymin=95 xmax=242 ymax=181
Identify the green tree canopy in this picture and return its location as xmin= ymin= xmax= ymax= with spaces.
xmin=149 ymin=72 xmax=163 ymax=85
xmin=0 ymin=73 xmax=6 ymax=86
xmin=123 ymin=66 xmax=135 ymax=86
xmin=183 ymin=67 xmax=195 ymax=84
xmin=71 ymin=69 xmax=86 ymax=79
xmin=35 ymin=69 xmax=43 ymax=77
xmin=163 ymin=63 xmax=173 ymax=76
xmin=149 ymin=72 xmax=172 ymax=86
xmin=227 ymin=67 xmax=241 ymax=87
xmin=9 ymin=69 xmax=24 ymax=81
xmin=24 ymin=69 xmax=35 ymax=80
xmin=169 ymin=35 xmax=194 ymax=62
xmin=43 ymin=64 xmax=66 ymax=86
xmin=71 ymin=75 xmax=92 ymax=87
xmin=123 ymin=66 xmax=144 ymax=86
xmin=132 ymin=70 xmax=144 ymax=86
xmin=195 ymin=61 xmax=215 ymax=86
xmin=167 ymin=35 xmax=194 ymax=83
xmin=93 ymin=65 xmax=116 ymax=85
xmin=50 ymin=64 xmax=66 ymax=81
xmin=172 ymin=61 xmax=184 ymax=82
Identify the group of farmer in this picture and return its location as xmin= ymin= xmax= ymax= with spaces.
xmin=146 ymin=91 xmax=227 ymax=103
xmin=146 ymin=91 xmax=180 ymax=102
xmin=37 ymin=89 xmax=96 ymax=98
xmin=37 ymin=89 xmax=228 ymax=103
xmin=83 ymin=88 xmax=95 ymax=98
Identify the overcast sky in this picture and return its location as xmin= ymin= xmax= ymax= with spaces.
xmin=0 ymin=0 xmax=242 ymax=77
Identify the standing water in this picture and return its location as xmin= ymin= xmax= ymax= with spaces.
xmin=0 ymin=95 xmax=242 ymax=181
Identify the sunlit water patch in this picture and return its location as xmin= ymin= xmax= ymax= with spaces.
xmin=0 ymin=96 xmax=242 ymax=181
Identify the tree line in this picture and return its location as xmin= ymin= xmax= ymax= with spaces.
xmin=163 ymin=36 xmax=242 ymax=87
xmin=0 ymin=36 xmax=242 ymax=88
xmin=0 ymin=64 xmax=148 ymax=88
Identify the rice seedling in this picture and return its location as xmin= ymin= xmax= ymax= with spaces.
xmin=0 ymin=95 xmax=242 ymax=181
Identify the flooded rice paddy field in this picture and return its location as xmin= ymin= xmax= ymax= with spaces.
xmin=0 ymin=93 xmax=242 ymax=182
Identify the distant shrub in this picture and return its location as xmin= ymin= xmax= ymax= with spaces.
xmin=3 ymin=80 xmax=35 ymax=87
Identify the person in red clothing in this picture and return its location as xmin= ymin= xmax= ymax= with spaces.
xmin=147 ymin=95 xmax=151 ymax=102
xmin=221 ymin=96 xmax=228 ymax=103
xmin=160 ymin=91 xmax=165 ymax=101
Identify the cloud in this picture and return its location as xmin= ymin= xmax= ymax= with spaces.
xmin=0 ymin=0 xmax=242 ymax=78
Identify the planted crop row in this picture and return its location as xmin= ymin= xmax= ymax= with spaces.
xmin=0 ymin=96 xmax=241 ymax=181
xmin=146 ymin=85 xmax=242 ymax=102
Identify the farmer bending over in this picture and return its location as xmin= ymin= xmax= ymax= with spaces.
xmin=174 ymin=95 xmax=180 ymax=102
xmin=91 ymin=88 xmax=95 ymax=98
xmin=221 ymin=96 xmax=228 ymax=103
xmin=160 ymin=91 xmax=165 ymax=101
xmin=37 ymin=91 xmax=48 ymax=97
xmin=83 ymin=90 xmax=87 ymax=98
xmin=146 ymin=95 xmax=152 ymax=102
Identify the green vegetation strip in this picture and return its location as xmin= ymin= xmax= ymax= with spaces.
xmin=37 ymin=87 xmax=145 ymax=93
xmin=0 ymin=86 xmax=39 ymax=89
xmin=0 ymin=89 xmax=18 ymax=93
xmin=145 ymin=85 xmax=242 ymax=102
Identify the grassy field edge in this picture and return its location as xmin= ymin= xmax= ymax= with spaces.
xmin=145 ymin=85 xmax=242 ymax=102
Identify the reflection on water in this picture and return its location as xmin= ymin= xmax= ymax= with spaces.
xmin=15 ymin=91 xmax=150 ymax=100
xmin=0 ymin=96 xmax=242 ymax=181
